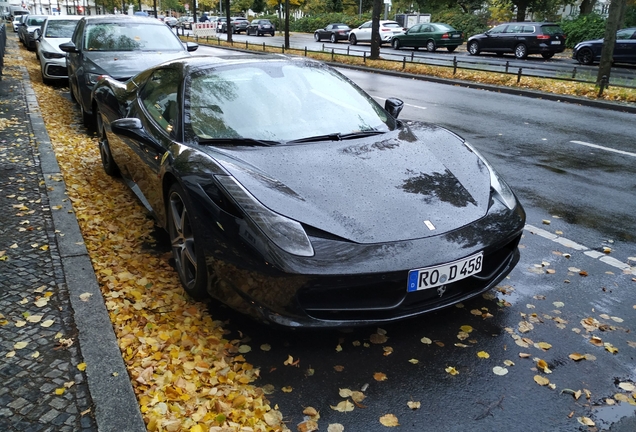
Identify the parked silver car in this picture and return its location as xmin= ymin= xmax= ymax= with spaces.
xmin=18 ymin=14 xmax=47 ymax=50
xmin=34 ymin=15 xmax=82 ymax=84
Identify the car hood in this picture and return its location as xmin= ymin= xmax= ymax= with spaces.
xmin=83 ymin=51 xmax=189 ymax=80
xmin=41 ymin=37 xmax=72 ymax=54
xmin=206 ymin=122 xmax=492 ymax=244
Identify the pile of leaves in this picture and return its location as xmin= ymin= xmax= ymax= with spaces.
xmin=14 ymin=44 xmax=288 ymax=432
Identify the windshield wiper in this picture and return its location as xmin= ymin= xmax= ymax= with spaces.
xmin=288 ymin=130 xmax=385 ymax=144
xmin=197 ymin=137 xmax=278 ymax=147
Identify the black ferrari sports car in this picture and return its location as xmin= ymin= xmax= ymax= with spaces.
xmin=92 ymin=55 xmax=525 ymax=328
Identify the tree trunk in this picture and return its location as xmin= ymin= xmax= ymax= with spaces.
xmin=369 ymin=0 xmax=381 ymax=60
xmin=225 ymin=0 xmax=232 ymax=43
xmin=597 ymin=0 xmax=626 ymax=85
xmin=516 ymin=5 xmax=527 ymax=22
xmin=618 ymin=0 xmax=627 ymax=28
xmin=284 ymin=0 xmax=290 ymax=49
xmin=579 ymin=0 xmax=597 ymax=15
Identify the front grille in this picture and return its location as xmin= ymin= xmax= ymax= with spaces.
xmin=297 ymin=235 xmax=521 ymax=322
xmin=46 ymin=65 xmax=67 ymax=77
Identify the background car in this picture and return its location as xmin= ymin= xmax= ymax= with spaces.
xmin=92 ymin=55 xmax=525 ymax=328
xmin=34 ymin=15 xmax=82 ymax=85
xmin=60 ymin=15 xmax=198 ymax=127
xmin=314 ymin=23 xmax=351 ymax=43
xmin=18 ymin=15 xmax=47 ymax=49
xmin=220 ymin=16 xmax=249 ymax=33
xmin=11 ymin=11 xmax=29 ymax=33
xmin=467 ymin=22 xmax=566 ymax=59
xmin=572 ymin=27 xmax=636 ymax=65
xmin=247 ymin=19 xmax=275 ymax=36
xmin=391 ymin=22 xmax=463 ymax=52
xmin=177 ymin=16 xmax=194 ymax=30
xmin=163 ymin=16 xmax=178 ymax=27
xmin=349 ymin=20 xmax=405 ymax=45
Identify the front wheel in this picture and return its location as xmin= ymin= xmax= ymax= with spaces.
xmin=392 ymin=38 xmax=400 ymax=50
xmin=167 ymin=183 xmax=208 ymax=300
xmin=349 ymin=34 xmax=357 ymax=45
xmin=576 ymin=48 xmax=594 ymax=65
xmin=96 ymin=108 xmax=119 ymax=177
xmin=426 ymin=40 xmax=436 ymax=52
xmin=467 ymin=40 xmax=480 ymax=55
xmin=514 ymin=43 xmax=528 ymax=59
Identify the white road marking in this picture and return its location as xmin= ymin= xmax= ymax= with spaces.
xmin=372 ymin=95 xmax=427 ymax=110
xmin=570 ymin=140 xmax=636 ymax=158
xmin=524 ymin=224 xmax=635 ymax=274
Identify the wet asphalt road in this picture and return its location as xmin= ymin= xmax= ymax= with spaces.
xmin=195 ymin=44 xmax=636 ymax=431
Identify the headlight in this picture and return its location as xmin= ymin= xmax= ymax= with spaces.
xmin=42 ymin=51 xmax=65 ymax=59
xmin=85 ymin=73 xmax=102 ymax=86
xmin=215 ymin=175 xmax=314 ymax=257
xmin=464 ymin=142 xmax=517 ymax=210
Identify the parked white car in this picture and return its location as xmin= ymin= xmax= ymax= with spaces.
xmin=34 ymin=15 xmax=82 ymax=84
xmin=12 ymin=11 xmax=29 ymax=33
xmin=349 ymin=20 xmax=405 ymax=45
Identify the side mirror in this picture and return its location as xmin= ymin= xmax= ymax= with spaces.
xmin=385 ymin=98 xmax=404 ymax=119
xmin=111 ymin=118 xmax=160 ymax=148
xmin=186 ymin=42 xmax=198 ymax=52
xmin=59 ymin=41 xmax=78 ymax=53
xmin=33 ymin=28 xmax=42 ymax=41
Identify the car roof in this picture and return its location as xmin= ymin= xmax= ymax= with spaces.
xmin=80 ymin=14 xmax=166 ymax=25
xmin=43 ymin=15 xmax=83 ymax=21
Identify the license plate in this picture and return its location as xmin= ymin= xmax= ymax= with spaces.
xmin=551 ymin=41 xmax=561 ymax=45
xmin=407 ymin=253 xmax=483 ymax=292
xmin=452 ymin=34 xmax=460 ymax=38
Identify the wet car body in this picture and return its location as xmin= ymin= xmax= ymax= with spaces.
xmin=60 ymin=15 xmax=198 ymax=127
xmin=92 ymin=55 xmax=525 ymax=328
xmin=572 ymin=28 xmax=636 ymax=65
xmin=18 ymin=14 xmax=47 ymax=50
xmin=467 ymin=22 xmax=566 ymax=59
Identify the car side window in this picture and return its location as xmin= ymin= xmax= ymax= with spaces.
xmin=522 ymin=26 xmax=535 ymax=33
xmin=410 ymin=25 xmax=421 ymax=33
xmin=505 ymin=25 xmax=522 ymax=33
xmin=362 ymin=22 xmax=371 ymax=29
xmin=616 ymin=29 xmax=633 ymax=40
xmin=139 ymin=69 xmax=180 ymax=137
xmin=489 ymin=25 xmax=506 ymax=34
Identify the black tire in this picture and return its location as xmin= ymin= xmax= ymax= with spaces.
xmin=576 ymin=48 xmax=594 ymax=65
xmin=69 ymin=81 xmax=77 ymax=103
xmin=426 ymin=40 xmax=436 ymax=52
xmin=447 ymin=46 xmax=457 ymax=53
xmin=392 ymin=38 xmax=400 ymax=50
xmin=270 ymin=31 xmax=274 ymax=36
xmin=96 ymin=108 xmax=119 ymax=177
xmin=330 ymin=33 xmax=337 ymax=43
xmin=167 ymin=183 xmax=208 ymax=300
xmin=314 ymin=32 xmax=320 ymax=42
xmin=349 ymin=34 xmax=357 ymax=45
xmin=514 ymin=43 xmax=528 ymax=59
xmin=541 ymin=52 xmax=554 ymax=59
xmin=81 ymin=102 xmax=94 ymax=129
xmin=467 ymin=40 xmax=480 ymax=55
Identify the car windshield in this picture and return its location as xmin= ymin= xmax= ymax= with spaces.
xmin=84 ymin=22 xmax=184 ymax=51
xmin=188 ymin=61 xmax=396 ymax=143
xmin=383 ymin=22 xmax=402 ymax=28
xmin=435 ymin=24 xmax=454 ymax=31
xmin=27 ymin=16 xmax=47 ymax=26
xmin=541 ymin=25 xmax=564 ymax=35
xmin=617 ymin=28 xmax=635 ymax=39
xmin=45 ymin=20 xmax=79 ymax=38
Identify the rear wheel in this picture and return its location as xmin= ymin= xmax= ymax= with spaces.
xmin=514 ymin=43 xmax=528 ymax=59
xmin=467 ymin=40 xmax=480 ymax=55
xmin=541 ymin=52 xmax=554 ymax=59
xmin=426 ymin=40 xmax=436 ymax=52
xmin=330 ymin=33 xmax=337 ymax=43
xmin=576 ymin=47 xmax=594 ymax=65
xmin=349 ymin=34 xmax=357 ymax=45
xmin=314 ymin=32 xmax=320 ymax=41
xmin=167 ymin=183 xmax=208 ymax=300
xmin=96 ymin=108 xmax=119 ymax=177
xmin=392 ymin=38 xmax=400 ymax=50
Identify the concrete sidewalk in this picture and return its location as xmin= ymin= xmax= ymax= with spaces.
xmin=0 ymin=34 xmax=145 ymax=432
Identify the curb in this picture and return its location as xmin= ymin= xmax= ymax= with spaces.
xmin=21 ymin=67 xmax=146 ymax=432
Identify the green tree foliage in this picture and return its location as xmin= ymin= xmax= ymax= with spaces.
xmin=277 ymin=12 xmax=370 ymax=32
xmin=559 ymin=12 xmax=606 ymax=47
xmin=432 ymin=8 xmax=489 ymax=37
xmin=253 ymin=0 xmax=266 ymax=13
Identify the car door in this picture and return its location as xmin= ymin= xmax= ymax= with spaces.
xmin=481 ymin=24 xmax=507 ymax=51
xmin=127 ymin=67 xmax=182 ymax=209
xmin=614 ymin=28 xmax=636 ymax=63
xmin=502 ymin=24 xmax=523 ymax=52
xmin=402 ymin=24 xmax=421 ymax=48
xmin=66 ymin=19 xmax=85 ymax=102
xmin=357 ymin=21 xmax=372 ymax=42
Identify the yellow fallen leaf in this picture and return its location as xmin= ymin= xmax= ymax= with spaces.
xmin=493 ymin=366 xmax=508 ymax=376
xmin=260 ymin=344 xmax=271 ymax=351
xmin=327 ymin=424 xmax=345 ymax=432
xmin=569 ymin=353 xmax=585 ymax=361
xmin=577 ymin=417 xmax=595 ymax=426
xmin=77 ymin=362 xmax=87 ymax=371
xmin=374 ymin=372 xmax=388 ymax=381
xmin=14 ymin=341 xmax=28 ymax=350
xmin=15 ymin=321 xmax=27 ymax=328
xmin=407 ymin=401 xmax=421 ymax=410
xmin=536 ymin=359 xmax=552 ymax=374
xmin=460 ymin=325 xmax=473 ymax=333
xmin=31 ymin=351 xmax=40 ymax=359
xmin=477 ymin=351 xmax=490 ymax=359
xmin=238 ymin=345 xmax=251 ymax=353
xmin=330 ymin=400 xmax=354 ymax=412
xmin=284 ymin=355 xmax=294 ymax=365
xmin=534 ymin=375 xmax=550 ymax=386
xmin=605 ymin=343 xmax=618 ymax=354
xmin=536 ymin=342 xmax=552 ymax=350
xmin=26 ymin=315 xmax=43 ymax=323
xmin=420 ymin=337 xmax=432 ymax=344
xmin=6 ymin=351 xmax=16 ymax=358
xmin=281 ymin=386 xmax=293 ymax=393
xmin=79 ymin=292 xmax=92 ymax=301
xmin=54 ymin=388 xmax=65 ymax=395
xmin=445 ymin=366 xmax=459 ymax=376
xmin=619 ymin=382 xmax=635 ymax=392
xmin=408 ymin=358 xmax=419 ymax=364
xmin=379 ymin=413 xmax=399 ymax=427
